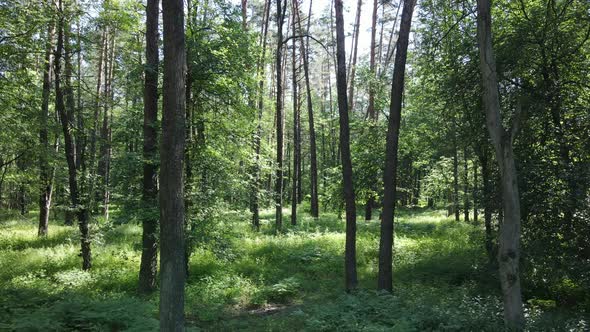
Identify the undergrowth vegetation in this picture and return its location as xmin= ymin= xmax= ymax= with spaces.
xmin=0 ymin=209 xmax=587 ymax=331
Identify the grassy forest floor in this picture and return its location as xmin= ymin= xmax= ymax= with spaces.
xmin=0 ymin=208 xmax=587 ymax=331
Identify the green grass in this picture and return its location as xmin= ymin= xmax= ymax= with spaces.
xmin=0 ymin=208 xmax=586 ymax=331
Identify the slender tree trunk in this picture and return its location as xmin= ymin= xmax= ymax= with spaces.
xmin=38 ymin=16 xmax=55 ymax=236
xmin=378 ymin=0 xmax=416 ymax=292
xmin=138 ymin=0 xmax=159 ymax=294
xmin=367 ymin=0 xmax=378 ymax=119
xmin=56 ymin=0 xmax=91 ymax=270
xmin=453 ymin=128 xmax=460 ymax=221
xmin=252 ymin=0 xmax=271 ymax=231
xmin=160 ymin=0 xmax=186 ymax=329
xmin=463 ymin=147 xmax=470 ymax=222
xmin=275 ymin=0 xmax=286 ymax=231
xmin=347 ymin=0 xmax=362 ymax=112
xmin=335 ymin=0 xmax=357 ymax=292
xmin=291 ymin=8 xmax=299 ymax=226
xmin=294 ymin=0 xmax=318 ymax=217
xmin=476 ymin=0 xmax=524 ymax=328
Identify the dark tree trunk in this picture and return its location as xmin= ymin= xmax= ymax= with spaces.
xmin=476 ymin=0 xmax=524 ymax=328
xmin=160 ymin=0 xmax=187 ymax=329
xmin=138 ymin=0 xmax=159 ymax=294
xmin=290 ymin=8 xmax=299 ymax=226
xmin=479 ymin=151 xmax=493 ymax=260
xmin=335 ymin=0 xmax=357 ymax=292
xmin=294 ymin=0 xmax=319 ymax=217
xmin=378 ymin=0 xmax=416 ymax=293
xmin=55 ymin=0 xmax=91 ymax=270
xmin=38 ymin=15 xmax=55 ymax=236
xmin=274 ymin=0 xmax=286 ymax=231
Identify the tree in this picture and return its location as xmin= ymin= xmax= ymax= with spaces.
xmin=294 ymin=0 xmax=319 ymax=218
xmin=347 ymin=0 xmax=362 ymax=112
xmin=160 ymin=0 xmax=186 ymax=328
xmin=275 ymin=0 xmax=287 ymax=231
xmin=290 ymin=2 xmax=299 ymax=226
xmin=378 ymin=0 xmax=416 ymax=292
xmin=38 ymin=9 xmax=55 ymax=237
xmin=55 ymin=0 xmax=91 ymax=270
xmin=476 ymin=0 xmax=524 ymax=328
xmin=334 ymin=0 xmax=357 ymax=292
xmin=138 ymin=0 xmax=159 ymax=294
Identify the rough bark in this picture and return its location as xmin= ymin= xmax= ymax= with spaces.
xmin=476 ymin=0 xmax=524 ymax=328
xmin=335 ymin=0 xmax=357 ymax=292
xmin=160 ymin=0 xmax=187 ymax=329
xmin=291 ymin=7 xmax=299 ymax=226
xmin=138 ymin=0 xmax=159 ymax=294
xmin=378 ymin=0 xmax=416 ymax=292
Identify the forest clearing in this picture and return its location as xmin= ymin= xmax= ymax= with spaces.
xmin=0 ymin=0 xmax=589 ymax=330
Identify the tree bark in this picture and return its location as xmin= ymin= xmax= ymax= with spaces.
xmin=160 ymin=0 xmax=186 ymax=329
xmin=291 ymin=6 xmax=299 ymax=226
xmin=476 ymin=0 xmax=524 ymax=328
xmin=38 ymin=14 xmax=55 ymax=236
xmin=274 ymin=0 xmax=286 ymax=231
xmin=335 ymin=0 xmax=357 ymax=292
xmin=378 ymin=0 xmax=416 ymax=292
xmin=138 ymin=0 xmax=159 ymax=295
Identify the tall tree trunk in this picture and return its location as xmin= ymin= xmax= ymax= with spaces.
xmin=252 ymin=0 xmax=271 ymax=231
xmin=274 ymin=0 xmax=286 ymax=231
xmin=160 ymin=0 xmax=186 ymax=329
xmin=335 ymin=0 xmax=357 ymax=292
xmin=55 ymin=0 xmax=91 ymax=270
xmin=38 ymin=15 xmax=55 ymax=236
xmin=347 ymin=0 xmax=362 ymax=112
xmin=98 ymin=32 xmax=115 ymax=221
xmin=476 ymin=0 xmax=524 ymax=328
xmin=138 ymin=0 xmax=159 ymax=294
xmin=463 ymin=147 xmax=470 ymax=222
xmin=367 ymin=0 xmax=378 ymax=119
xmin=377 ymin=0 xmax=416 ymax=293
xmin=294 ymin=0 xmax=318 ymax=217
xmin=290 ymin=7 xmax=299 ymax=226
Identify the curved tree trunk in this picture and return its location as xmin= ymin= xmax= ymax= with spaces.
xmin=476 ymin=0 xmax=524 ymax=328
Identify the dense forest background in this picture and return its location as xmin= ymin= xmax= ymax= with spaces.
xmin=0 ymin=0 xmax=589 ymax=330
